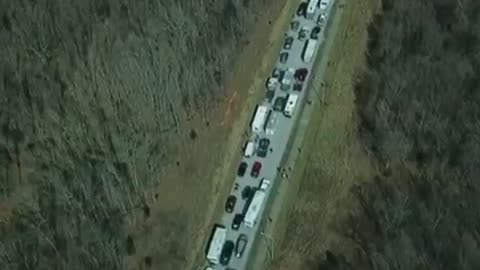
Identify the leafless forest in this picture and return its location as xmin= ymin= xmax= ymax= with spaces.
xmin=0 ymin=0 xmax=268 ymax=269
xmin=314 ymin=0 xmax=480 ymax=269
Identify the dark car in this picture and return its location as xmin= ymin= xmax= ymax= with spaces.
xmin=241 ymin=185 xmax=254 ymax=200
xmin=265 ymin=89 xmax=275 ymax=103
xmin=283 ymin=36 xmax=294 ymax=50
xmin=257 ymin=138 xmax=270 ymax=158
xmin=291 ymin=20 xmax=300 ymax=31
xmin=296 ymin=2 xmax=307 ymax=17
xmin=273 ymin=96 xmax=287 ymax=111
xmin=293 ymin=82 xmax=303 ymax=91
xmin=279 ymin=52 xmax=289 ymax=64
xmin=231 ymin=214 xmax=244 ymax=230
xmin=235 ymin=234 xmax=248 ymax=258
xmin=225 ymin=195 xmax=237 ymax=213
xmin=294 ymin=68 xmax=309 ymax=82
xmin=272 ymin=67 xmax=284 ymax=79
xmin=311 ymin=26 xmax=321 ymax=39
xmin=237 ymin=162 xmax=248 ymax=177
xmin=251 ymin=161 xmax=262 ymax=178
xmin=220 ymin=240 xmax=235 ymax=266
xmin=298 ymin=28 xmax=308 ymax=41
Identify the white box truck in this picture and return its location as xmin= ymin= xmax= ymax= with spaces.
xmin=206 ymin=225 xmax=227 ymax=264
xmin=251 ymin=105 xmax=271 ymax=133
xmin=306 ymin=0 xmax=319 ymax=19
xmin=244 ymin=189 xmax=266 ymax=228
xmin=302 ymin=39 xmax=318 ymax=63
xmin=284 ymin=93 xmax=300 ymax=117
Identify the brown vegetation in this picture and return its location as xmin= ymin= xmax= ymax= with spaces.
xmin=0 ymin=0 xmax=278 ymax=269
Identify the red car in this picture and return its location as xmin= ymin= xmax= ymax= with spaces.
xmin=251 ymin=161 xmax=262 ymax=178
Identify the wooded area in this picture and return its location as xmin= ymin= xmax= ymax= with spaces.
xmin=314 ymin=0 xmax=480 ymax=269
xmin=0 ymin=0 xmax=265 ymax=269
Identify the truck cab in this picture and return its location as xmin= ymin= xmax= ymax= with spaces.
xmin=260 ymin=178 xmax=271 ymax=191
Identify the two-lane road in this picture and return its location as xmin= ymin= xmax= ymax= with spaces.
xmin=204 ymin=1 xmax=338 ymax=270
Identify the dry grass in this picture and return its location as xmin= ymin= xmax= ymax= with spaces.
xmin=270 ymin=0 xmax=381 ymax=269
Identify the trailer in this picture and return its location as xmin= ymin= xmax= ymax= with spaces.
xmin=284 ymin=93 xmax=300 ymax=117
xmin=302 ymin=39 xmax=318 ymax=63
xmin=206 ymin=225 xmax=227 ymax=264
xmin=244 ymin=190 xmax=266 ymax=228
xmin=251 ymin=105 xmax=271 ymax=133
xmin=306 ymin=0 xmax=319 ymax=19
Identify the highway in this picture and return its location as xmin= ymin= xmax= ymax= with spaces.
xmin=203 ymin=1 xmax=337 ymax=270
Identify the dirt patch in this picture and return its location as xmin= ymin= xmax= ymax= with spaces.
xmin=269 ymin=0 xmax=381 ymax=269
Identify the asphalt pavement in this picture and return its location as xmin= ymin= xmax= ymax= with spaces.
xmin=203 ymin=1 xmax=337 ymax=270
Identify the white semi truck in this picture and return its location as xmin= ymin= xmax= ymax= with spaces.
xmin=284 ymin=93 xmax=300 ymax=117
xmin=244 ymin=189 xmax=267 ymax=228
xmin=206 ymin=225 xmax=227 ymax=264
xmin=251 ymin=105 xmax=272 ymax=133
xmin=302 ymin=39 xmax=318 ymax=63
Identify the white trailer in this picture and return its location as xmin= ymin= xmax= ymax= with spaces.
xmin=244 ymin=190 xmax=266 ymax=228
xmin=251 ymin=105 xmax=271 ymax=133
xmin=302 ymin=39 xmax=318 ymax=63
xmin=206 ymin=225 xmax=227 ymax=264
xmin=284 ymin=93 xmax=300 ymax=117
xmin=306 ymin=0 xmax=319 ymax=19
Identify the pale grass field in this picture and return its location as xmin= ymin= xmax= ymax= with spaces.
xmin=271 ymin=0 xmax=381 ymax=268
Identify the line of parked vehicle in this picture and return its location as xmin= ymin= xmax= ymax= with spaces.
xmin=204 ymin=1 xmax=333 ymax=269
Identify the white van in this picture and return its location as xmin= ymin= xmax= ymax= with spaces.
xmin=244 ymin=141 xmax=255 ymax=158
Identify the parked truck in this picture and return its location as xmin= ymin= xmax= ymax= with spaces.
xmin=244 ymin=189 xmax=267 ymax=228
xmin=251 ymin=105 xmax=272 ymax=133
xmin=206 ymin=225 xmax=227 ymax=264
xmin=302 ymin=39 xmax=318 ymax=63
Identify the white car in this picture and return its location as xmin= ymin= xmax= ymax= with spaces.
xmin=317 ymin=12 xmax=327 ymax=25
xmin=235 ymin=234 xmax=248 ymax=258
